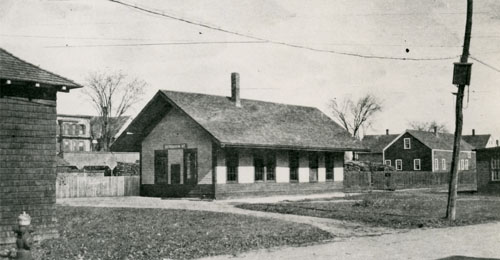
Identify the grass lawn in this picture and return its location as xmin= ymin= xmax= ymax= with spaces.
xmin=34 ymin=206 xmax=333 ymax=260
xmin=237 ymin=191 xmax=500 ymax=229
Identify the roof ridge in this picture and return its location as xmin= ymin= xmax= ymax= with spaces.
xmin=0 ymin=47 xmax=82 ymax=88
xmin=160 ymin=89 xmax=318 ymax=110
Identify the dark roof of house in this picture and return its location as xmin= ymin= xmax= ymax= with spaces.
xmin=0 ymin=48 xmax=82 ymax=89
xmin=361 ymin=134 xmax=400 ymax=153
xmin=112 ymin=90 xmax=365 ymax=152
xmin=406 ymin=130 xmax=474 ymax=151
xmin=462 ymin=134 xmax=491 ymax=149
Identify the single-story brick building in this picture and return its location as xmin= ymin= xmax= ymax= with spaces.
xmin=112 ymin=73 xmax=365 ymax=199
xmin=0 ymin=48 xmax=81 ymax=246
xmin=476 ymin=147 xmax=500 ymax=194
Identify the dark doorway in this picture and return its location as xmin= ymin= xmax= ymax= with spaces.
xmin=171 ymin=164 xmax=181 ymax=184
xmin=184 ymin=149 xmax=198 ymax=185
xmin=154 ymin=150 xmax=168 ymax=184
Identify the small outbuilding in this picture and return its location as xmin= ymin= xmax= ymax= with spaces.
xmin=0 ymin=48 xmax=81 ymax=246
xmin=112 ymin=73 xmax=365 ymax=199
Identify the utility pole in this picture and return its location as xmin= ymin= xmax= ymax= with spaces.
xmin=446 ymin=0 xmax=473 ymax=221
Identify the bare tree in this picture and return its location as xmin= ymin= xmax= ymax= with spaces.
xmin=408 ymin=120 xmax=449 ymax=133
xmin=329 ymin=94 xmax=383 ymax=139
xmin=84 ymin=71 xmax=146 ymax=151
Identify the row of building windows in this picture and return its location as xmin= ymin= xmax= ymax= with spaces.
xmin=63 ymin=140 xmax=86 ymax=152
xmin=385 ymin=158 xmax=469 ymax=171
xmin=226 ymin=151 xmax=337 ymax=183
xmin=62 ymin=123 xmax=86 ymax=136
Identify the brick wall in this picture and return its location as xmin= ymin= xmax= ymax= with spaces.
xmin=0 ymin=97 xmax=58 ymax=246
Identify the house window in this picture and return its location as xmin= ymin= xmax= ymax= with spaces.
xmin=384 ymin=160 xmax=391 ymax=166
xmin=78 ymin=141 xmax=84 ymax=151
xmin=254 ymin=153 xmax=265 ymax=181
xmin=395 ymin=159 xmax=402 ymax=171
xmin=289 ymin=151 xmax=299 ymax=182
xmin=492 ymin=158 xmax=500 ymax=181
xmin=226 ymin=150 xmax=238 ymax=182
xmin=442 ymin=159 xmax=446 ymax=171
xmin=71 ymin=140 xmax=77 ymax=151
xmin=434 ymin=159 xmax=439 ymax=171
xmin=467 ymin=152 xmax=471 ymax=159
xmin=63 ymin=140 xmax=70 ymax=151
xmin=464 ymin=159 xmax=469 ymax=170
xmin=266 ymin=152 xmax=276 ymax=181
xmin=325 ymin=153 xmax=334 ymax=181
xmin=309 ymin=152 xmax=318 ymax=182
xmin=413 ymin=159 xmax=421 ymax=171
xmin=79 ymin=125 xmax=85 ymax=136
xmin=63 ymin=124 xmax=69 ymax=135
xmin=404 ymin=138 xmax=411 ymax=149
xmin=459 ymin=159 xmax=464 ymax=170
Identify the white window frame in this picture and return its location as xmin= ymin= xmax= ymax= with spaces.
xmin=464 ymin=159 xmax=469 ymax=170
xmin=384 ymin=160 xmax=391 ymax=166
xmin=442 ymin=159 xmax=446 ymax=171
xmin=395 ymin=159 xmax=402 ymax=171
xmin=434 ymin=159 xmax=439 ymax=171
xmin=413 ymin=159 xmax=421 ymax=171
xmin=459 ymin=159 xmax=464 ymax=170
xmin=492 ymin=159 xmax=500 ymax=181
xmin=403 ymin=138 xmax=411 ymax=149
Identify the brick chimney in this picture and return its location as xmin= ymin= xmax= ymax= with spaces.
xmin=472 ymin=129 xmax=475 ymax=136
xmin=386 ymin=129 xmax=389 ymax=135
xmin=497 ymin=140 xmax=499 ymax=147
xmin=231 ymin=72 xmax=241 ymax=107
xmin=433 ymin=126 xmax=438 ymax=136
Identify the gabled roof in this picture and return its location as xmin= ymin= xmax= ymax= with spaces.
xmin=406 ymin=130 xmax=474 ymax=151
xmin=112 ymin=90 xmax=365 ymax=152
xmin=361 ymin=134 xmax=400 ymax=153
xmin=462 ymin=134 xmax=491 ymax=149
xmin=0 ymin=48 xmax=81 ymax=89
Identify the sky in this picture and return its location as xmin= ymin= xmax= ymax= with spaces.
xmin=1 ymin=0 xmax=499 ymax=139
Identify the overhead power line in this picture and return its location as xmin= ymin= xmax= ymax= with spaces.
xmin=45 ymin=41 xmax=267 ymax=48
xmin=108 ymin=0 xmax=461 ymax=61
xmin=470 ymin=55 xmax=500 ymax=73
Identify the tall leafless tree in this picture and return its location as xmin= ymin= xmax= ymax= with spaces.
xmin=329 ymin=94 xmax=383 ymax=140
xmin=84 ymin=71 xmax=146 ymax=151
xmin=408 ymin=120 xmax=449 ymax=133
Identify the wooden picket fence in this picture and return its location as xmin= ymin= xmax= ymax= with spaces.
xmin=56 ymin=175 xmax=140 ymax=198
xmin=344 ymin=170 xmax=477 ymax=191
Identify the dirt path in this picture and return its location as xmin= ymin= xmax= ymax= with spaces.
xmin=57 ymin=195 xmax=398 ymax=238
xmin=198 ymin=221 xmax=500 ymax=260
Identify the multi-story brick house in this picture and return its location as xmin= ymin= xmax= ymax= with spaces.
xmin=383 ymin=130 xmax=476 ymax=172
xmin=56 ymin=114 xmax=92 ymax=153
xmin=0 ymin=48 xmax=81 ymax=246
xmin=111 ymin=73 xmax=365 ymax=198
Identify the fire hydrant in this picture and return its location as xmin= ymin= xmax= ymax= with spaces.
xmin=10 ymin=212 xmax=34 ymax=260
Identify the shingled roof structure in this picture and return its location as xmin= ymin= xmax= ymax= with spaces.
xmin=406 ymin=130 xmax=474 ymax=151
xmin=462 ymin=134 xmax=492 ymax=149
xmin=0 ymin=48 xmax=81 ymax=88
xmin=112 ymin=90 xmax=365 ymax=152
xmin=361 ymin=134 xmax=399 ymax=153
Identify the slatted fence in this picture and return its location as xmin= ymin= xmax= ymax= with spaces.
xmin=56 ymin=175 xmax=140 ymax=198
